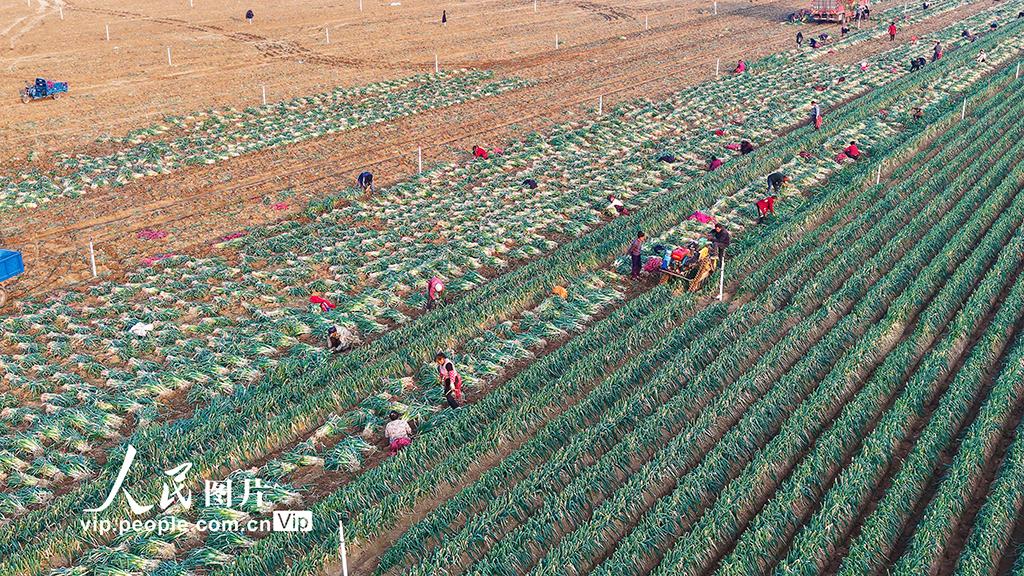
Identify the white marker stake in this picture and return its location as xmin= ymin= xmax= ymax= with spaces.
xmin=1017 ymin=62 xmax=1020 ymax=79
xmin=360 ymin=0 xmax=362 ymax=11
xmin=717 ymin=248 xmax=725 ymax=300
xmin=190 ymin=0 xmax=193 ymax=6
xmin=106 ymin=24 xmax=110 ymax=41
xmin=534 ymin=0 xmax=537 ymax=11
xmin=167 ymin=46 xmax=172 ymax=66
xmin=714 ymin=1 xmax=717 ymax=14
xmin=326 ymin=27 xmax=330 ymax=43
xmin=598 ymin=94 xmax=602 ymax=115
xmin=435 ymin=54 xmax=438 ymax=73
xmin=338 ymin=523 xmax=349 ymax=576
xmin=716 ymin=57 xmax=720 ymax=78
xmin=89 ymin=242 xmax=97 ymax=278
xmin=961 ymin=97 xmax=966 ymax=119
xmin=555 ymin=33 xmax=558 ymax=48
xmin=645 ymin=15 xmax=648 ymax=30
xmin=60 ymin=5 xmax=63 ymax=19
xmin=262 ymin=85 xmax=266 ymax=105
xmin=876 ymin=164 xmax=881 ymax=184
xmin=418 ymin=147 xmax=422 ymax=173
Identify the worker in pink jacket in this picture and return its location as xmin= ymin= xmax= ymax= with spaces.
xmin=426 ymin=277 xmax=445 ymax=311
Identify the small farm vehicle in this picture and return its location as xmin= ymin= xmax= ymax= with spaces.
xmin=21 ymin=78 xmax=68 ymax=103
xmin=0 ymin=249 xmax=25 ymax=308
xmin=810 ymin=0 xmax=869 ymax=23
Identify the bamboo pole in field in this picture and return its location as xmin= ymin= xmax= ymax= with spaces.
xmin=89 ymin=242 xmax=97 ymax=278
xmin=326 ymin=27 xmax=330 ymax=43
xmin=262 ymin=85 xmax=266 ymax=105
xmin=106 ymin=24 xmax=110 ymax=41
xmin=338 ymin=522 xmax=349 ymax=576
xmin=435 ymin=54 xmax=439 ymax=73
xmin=598 ymin=94 xmax=602 ymax=115
xmin=716 ymin=58 xmax=720 ymax=78
xmin=167 ymin=47 xmax=172 ymax=66
xmin=717 ymin=248 xmax=725 ymax=300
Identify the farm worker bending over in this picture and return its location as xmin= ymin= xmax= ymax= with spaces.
xmin=385 ymin=411 xmax=412 ymax=456
xmin=426 ymin=277 xmax=445 ymax=311
xmin=756 ymin=195 xmax=777 ymax=223
xmin=436 ymin=352 xmax=463 ymax=408
xmin=472 ymin=145 xmax=489 ymax=159
xmin=732 ymin=60 xmax=746 ymax=73
xmin=844 ymin=141 xmax=860 ymax=160
xmin=357 ymin=171 xmax=374 ymax=193
xmin=607 ymin=195 xmax=629 ymax=216
xmin=327 ymin=325 xmax=359 ymax=353
xmin=711 ymin=223 xmax=731 ymax=260
xmin=767 ymin=172 xmax=790 ymax=195
xmin=708 ymin=155 xmax=723 ymax=172
xmin=740 ymin=140 xmax=755 ymax=155
xmin=628 ymin=230 xmax=645 ymax=281
xmin=310 ymin=291 xmax=336 ymax=312
xmin=796 ymin=31 xmax=803 ymax=45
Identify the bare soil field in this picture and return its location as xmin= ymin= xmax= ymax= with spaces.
xmin=0 ymin=0 xmax=990 ymax=298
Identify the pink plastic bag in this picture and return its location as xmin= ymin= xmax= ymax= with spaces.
xmin=836 ymin=152 xmax=848 ymax=163
xmin=724 ymin=143 xmax=741 ymax=150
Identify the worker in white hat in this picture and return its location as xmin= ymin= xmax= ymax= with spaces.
xmin=427 ymin=277 xmax=445 ymax=311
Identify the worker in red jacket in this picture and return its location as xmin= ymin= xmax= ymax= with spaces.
xmin=844 ymin=141 xmax=860 ymax=160
xmin=708 ymin=155 xmax=723 ymax=171
xmin=889 ymin=22 xmax=898 ymax=41
xmin=756 ymin=195 xmax=777 ymax=224
xmin=472 ymin=145 xmax=488 ymax=159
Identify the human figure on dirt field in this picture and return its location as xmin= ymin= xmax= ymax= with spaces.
xmin=889 ymin=22 xmax=898 ymax=41
xmin=436 ymin=352 xmax=463 ymax=408
xmin=740 ymin=140 xmax=755 ymax=155
xmin=809 ymin=101 xmax=821 ymax=129
xmin=426 ymin=276 xmax=445 ymax=310
xmin=767 ymin=172 xmax=790 ymax=195
xmin=442 ymin=10 xmax=447 ymax=24
xmin=932 ymin=41 xmax=942 ymax=61
xmin=607 ymin=194 xmax=629 ymax=216
xmin=796 ymin=31 xmax=804 ymax=45
xmin=358 ymin=171 xmax=374 ymax=193
xmin=472 ymin=145 xmax=489 ymax=159
xmin=755 ymin=195 xmax=777 ymax=224
xmin=841 ymin=24 xmax=850 ymax=37
xmin=385 ymin=411 xmax=412 ymax=456
xmin=844 ymin=140 xmax=860 ymax=160
xmin=246 ymin=9 xmax=254 ymax=21
xmin=628 ymin=230 xmax=645 ymax=281
xmin=710 ymin=223 xmax=731 ymax=260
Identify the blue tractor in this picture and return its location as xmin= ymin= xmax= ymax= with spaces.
xmin=21 ymin=78 xmax=68 ymax=104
